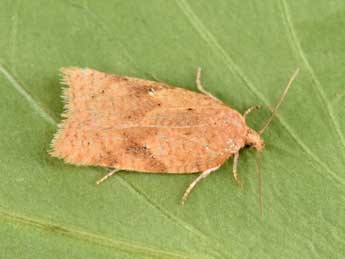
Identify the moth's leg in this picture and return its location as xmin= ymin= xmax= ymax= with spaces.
xmin=181 ymin=165 xmax=220 ymax=205
xmin=232 ymin=152 xmax=242 ymax=186
xmin=96 ymin=168 xmax=120 ymax=185
xmin=195 ymin=67 xmax=219 ymax=101
xmin=243 ymin=105 xmax=261 ymax=120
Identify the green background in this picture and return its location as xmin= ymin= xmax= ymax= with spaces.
xmin=1 ymin=0 xmax=345 ymax=258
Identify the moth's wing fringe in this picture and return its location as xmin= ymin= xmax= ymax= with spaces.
xmin=49 ymin=67 xmax=83 ymax=158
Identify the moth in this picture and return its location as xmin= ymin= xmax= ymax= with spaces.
xmin=50 ymin=67 xmax=299 ymax=209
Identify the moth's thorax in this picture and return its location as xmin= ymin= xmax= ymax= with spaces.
xmin=245 ymin=128 xmax=264 ymax=151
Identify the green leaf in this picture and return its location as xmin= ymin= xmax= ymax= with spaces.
xmin=1 ymin=1 xmax=345 ymax=258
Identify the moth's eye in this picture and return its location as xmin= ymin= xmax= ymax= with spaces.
xmin=244 ymin=144 xmax=252 ymax=149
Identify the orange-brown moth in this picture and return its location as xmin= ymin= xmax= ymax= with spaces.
xmin=50 ymin=67 xmax=299 ymax=210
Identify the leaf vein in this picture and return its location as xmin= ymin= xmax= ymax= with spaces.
xmin=0 ymin=210 xmax=200 ymax=259
xmin=280 ymin=0 xmax=345 ymax=158
xmin=0 ymin=64 xmax=56 ymax=125
xmin=116 ymin=176 xmax=229 ymax=259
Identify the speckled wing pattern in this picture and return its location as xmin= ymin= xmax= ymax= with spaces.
xmin=51 ymin=68 xmax=248 ymax=173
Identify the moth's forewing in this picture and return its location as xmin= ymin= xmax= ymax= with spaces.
xmin=51 ymin=68 xmax=248 ymax=173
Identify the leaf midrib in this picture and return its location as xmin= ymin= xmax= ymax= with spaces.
xmin=0 ymin=209 xmax=203 ymax=259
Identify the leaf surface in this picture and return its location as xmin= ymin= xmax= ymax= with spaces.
xmin=1 ymin=1 xmax=345 ymax=258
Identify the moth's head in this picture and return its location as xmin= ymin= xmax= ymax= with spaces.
xmin=245 ymin=128 xmax=264 ymax=152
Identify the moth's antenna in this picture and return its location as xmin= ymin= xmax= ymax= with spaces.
xmin=259 ymin=68 xmax=300 ymax=135
xmin=256 ymin=151 xmax=263 ymax=216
